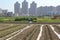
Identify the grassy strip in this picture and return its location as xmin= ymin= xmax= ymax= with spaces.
xmin=34 ymin=19 xmax=60 ymax=23
xmin=0 ymin=17 xmax=60 ymax=23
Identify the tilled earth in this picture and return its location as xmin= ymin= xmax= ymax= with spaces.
xmin=0 ymin=24 xmax=60 ymax=40
xmin=52 ymin=25 xmax=60 ymax=34
xmin=40 ymin=25 xmax=59 ymax=40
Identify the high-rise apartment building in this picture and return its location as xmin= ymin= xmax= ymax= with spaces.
xmin=14 ymin=1 xmax=20 ymax=16
xmin=22 ymin=0 xmax=28 ymax=16
xmin=29 ymin=1 xmax=37 ymax=16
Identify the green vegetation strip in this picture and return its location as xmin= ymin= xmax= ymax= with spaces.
xmin=0 ymin=17 xmax=60 ymax=23
xmin=35 ymin=19 xmax=60 ymax=23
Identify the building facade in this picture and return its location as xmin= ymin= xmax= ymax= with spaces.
xmin=14 ymin=1 xmax=20 ymax=16
xmin=29 ymin=1 xmax=37 ymax=16
xmin=22 ymin=0 xmax=28 ymax=16
xmin=37 ymin=6 xmax=55 ymax=16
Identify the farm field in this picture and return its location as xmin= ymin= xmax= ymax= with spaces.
xmin=0 ymin=24 xmax=29 ymax=38
xmin=0 ymin=23 xmax=60 ymax=40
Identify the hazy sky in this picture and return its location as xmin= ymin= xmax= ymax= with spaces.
xmin=0 ymin=0 xmax=60 ymax=12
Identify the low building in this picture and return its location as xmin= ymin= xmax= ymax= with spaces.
xmin=7 ymin=12 xmax=13 ymax=17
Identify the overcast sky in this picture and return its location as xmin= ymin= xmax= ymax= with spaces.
xmin=0 ymin=0 xmax=60 ymax=12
